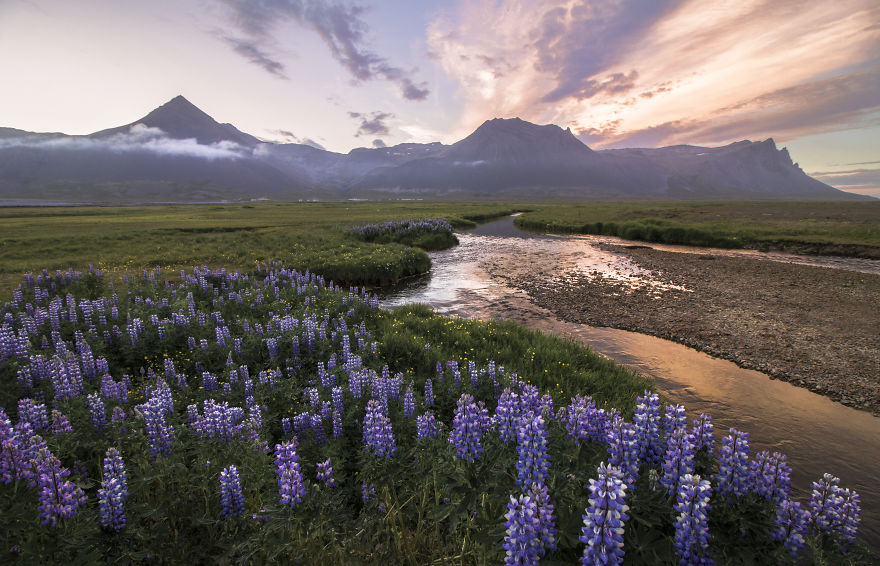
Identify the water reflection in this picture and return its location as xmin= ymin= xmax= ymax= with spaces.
xmin=380 ymin=215 xmax=880 ymax=549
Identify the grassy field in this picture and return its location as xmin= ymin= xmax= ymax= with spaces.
xmin=515 ymin=201 xmax=880 ymax=257
xmin=0 ymin=202 xmax=519 ymax=293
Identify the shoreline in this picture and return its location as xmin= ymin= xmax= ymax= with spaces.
xmin=491 ymin=243 xmax=880 ymax=414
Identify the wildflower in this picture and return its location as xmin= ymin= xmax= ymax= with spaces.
xmin=98 ymin=448 xmax=128 ymax=531
xmin=530 ymin=482 xmax=557 ymax=554
xmin=416 ymin=412 xmax=440 ymax=439
xmin=361 ymin=482 xmax=376 ymax=503
xmin=362 ymin=399 xmax=396 ymax=458
xmin=772 ymin=499 xmax=809 ymax=558
xmin=87 ymin=393 xmax=107 ymax=431
xmin=691 ymin=414 xmax=714 ymax=455
xmin=141 ymin=398 xmax=175 ymax=458
xmin=274 ymin=440 xmax=305 ymax=507
xmin=403 ymin=383 xmax=415 ymax=418
xmin=316 ymin=458 xmax=337 ymax=487
xmin=516 ymin=413 xmax=549 ymax=488
xmin=633 ymin=391 xmax=663 ymax=465
xmin=663 ymin=404 xmax=687 ymax=439
xmin=661 ymin=429 xmax=696 ymax=497
xmin=809 ymin=473 xmax=861 ymax=547
xmin=503 ymin=493 xmax=542 ymax=565
xmin=749 ymin=451 xmax=791 ymax=503
xmin=17 ymin=399 xmax=49 ymax=431
xmin=580 ymin=462 xmax=629 ymax=565
xmin=715 ymin=428 xmax=749 ymax=498
xmin=606 ymin=417 xmax=640 ymax=484
xmin=34 ymin=448 xmax=87 ymax=526
xmin=495 ymin=388 xmax=522 ymax=444
xmin=673 ymin=474 xmax=713 ymax=566
xmin=448 ymin=393 xmax=489 ymax=462
xmin=219 ymin=465 xmax=245 ymax=518
xmin=50 ymin=410 xmax=73 ymax=436
xmin=424 ymin=378 xmax=434 ymax=407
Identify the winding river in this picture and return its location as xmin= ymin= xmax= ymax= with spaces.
xmin=381 ymin=215 xmax=880 ymax=550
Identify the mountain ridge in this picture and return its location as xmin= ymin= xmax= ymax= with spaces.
xmin=0 ymin=96 xmax=869 ymax=202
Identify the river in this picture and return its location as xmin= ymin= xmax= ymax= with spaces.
xmin=380 ymin=215 xmax=880 ymax=550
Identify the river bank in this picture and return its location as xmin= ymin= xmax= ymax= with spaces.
xmin=493 ymin=243 xmax=880 ymax=414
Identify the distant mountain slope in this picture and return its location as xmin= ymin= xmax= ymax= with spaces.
xmin=0 ymin=95 xmax=868 ymax=202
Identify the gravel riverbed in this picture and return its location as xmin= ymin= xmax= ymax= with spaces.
xmin=490 ymin=244 xmax=880 ymax=414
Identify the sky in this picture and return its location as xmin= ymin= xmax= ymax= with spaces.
xmin=1 ymin=0 xmax=879 ymax=196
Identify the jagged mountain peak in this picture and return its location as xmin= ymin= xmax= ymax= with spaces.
xmin=449 ymin=116 xmax=594 ymax=163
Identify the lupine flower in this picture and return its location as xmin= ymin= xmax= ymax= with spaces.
xmin=633 ymin=392 xmax=663 ymax=465
xmin=661 ymin=429 xmax=696 ymax=497
xmin=494 ymin=388 xmax=521 ymax=444
xmin=219 ymin=465 xmax=245 ymax=518
xmin=331 ymin=385 xmax=344 ymax=415
xmin=673 ymin=474 xmax=713 ymax=566
xmin=691 ymin=414 xmax=714 ymax=455
xmin=316 ymin=458 xmax=337 ymax=487
xmin=663 ymin=404 xmax=687 ymax=439
xmin=111 ymin=406 xmax=126 ymax=425
xmin=34 ymin=448 xmax=87 ymax=526
xmin=606 ymin=417 xmax=641 ymax=484
xmin=424 ymin=378 xmax=434 ymax=407
xmin=580 ymin=462 xmax=629 ymax=566
xmin=50 ymin=409 xmax=73 ymax=436
xmin=749 ymin=451 xmax=791 ymax=503
xmin=772 ymin=499 xmax=809 ymax=558
xmin=311 ymin=413 xmax=326 ymax=444
xmin=503 ymin=493 xmax=542 ymax=565
xmin=361 ymin=482 xmax=376 ymax=503
xmin=140 ymin=398 xmax=175 ymax=458
xmin=332 ymin=410 xmax=343 ymax=439
xmin=18 ymin=398 xmax=49 ymax=431
xmin=448 ymin=393 xmax=489 ymax=462
xmin=416 ymin=412 xmax=440 ymax=439
xmin=98 ymin=447 xmax=128 ymax=531
xmin=275 ymin=440 xmax=305 ymax=507
xmin=403 ymin=384 xmax=415 ymax=418
xmin=87 ymin=393 xmax=107 ymax=431
xmin=715 ymin=428 xmax=749 ymax=498
xmin=530 ymin=482 xmax=557 ymax=555
xmin=516 ymin=413 xmax=549 ymax=488
xmin=809 ymin=473 xmax=861 ymax=547
xmin=362 ymin=399 xmax=396 ymax=458
xmin=834 ymin=489 xmax=861 ymax=547
xmin=563 ymin=395 xmax=604 ymax=444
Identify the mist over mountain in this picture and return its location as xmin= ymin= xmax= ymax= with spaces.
xmin=0 ymin=96 xmax=866 ymax=203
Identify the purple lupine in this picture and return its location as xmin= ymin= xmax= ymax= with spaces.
xmin=98 ymin=447 xmax=128 ymax=531
xmin=362 ymin=399 xmax=396 ymax=458
xmin=663 ymin=404 xmax=687 ymax=440
xmin=424 ymin=378 xmax=434 ymax=407
xmin=691 ymin=414 xmax=714 ymax=455
xmin=332 ymin=410 xmax=343 ymax=439
xmin=316 ymin=458 xmax=337 ymax=487
xmin=563 ymin=395 xmax=600 ymax=444
xmin=50 ymin=409 xmax=73 ymax=436
xmin=141 ymin=398 xmax=175 ymax=458
xmin=809 ymin=473 xmax=861 ymax=547
xmin=111 ymin=406 xmax=126 ymax=425
xmin=403 ymin=384 xmax=415 ymax=418
xmin=18 ymin=399 xmax=49 ymax=431
xmin=750 ymin=451 xmax=791 ymax=503
xmin=632 ymin=391 xmax=663 ymax=465
xmin=661 ymin=429 xmax=696 ymax=497
xmin=715 ymin=429 xmax=750 ymax=498
xmin=495 ymin=388 xmax=522 ymax=444
xmin=580 ymin=462 xmax=629 ymax=566
xmin=1 ymin=410 xmax=31 ymax=483
xmin=87 ymin=392 xmax=107 ymax=431
xmin=606 ymin=417 xmax=641 ymax=484
xmin=673 ymin=474 xmax=713 ymax=566
xmin=311 ymin=413 xmax=326 ymax=444
xmin=530 ymin=482 xmax=557 ymax=555
xmin=416 ymin=412 xmax=440 ymax=440
xmin=275 ymin=440 xmax=305 ymax=507
xmin=34 ymin=448 xmax=87 ymax=526
xmin=331 ymin=385 xmax=344 ymax=415
xmin=448 ymin=393 xmax=489 ymax=462
xmin=772 ymin=499 xmax=810 ymax=558
xmin=516 ymin=413 xmax=549 ymax=488
xmin=219 ymin=465 xmax=245 ymax=518
xmin=361 ymin=482 xmax=376 ymax=503
xmin=835 ymin=489 xmax=861 ymax=547
xmin=503 ymin=492 xmax=542 ymax=565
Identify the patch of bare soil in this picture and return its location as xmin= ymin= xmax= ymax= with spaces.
xmin=496 ymin=245 xmax=880 ymax=413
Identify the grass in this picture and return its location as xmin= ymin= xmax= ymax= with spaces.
xmin=0 ymin=202 xmax=518 ymax=293
xmin=514 ymin=201 xmax=880 ymax=257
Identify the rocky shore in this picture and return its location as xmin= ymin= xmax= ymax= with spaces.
xmin=492 ymin=244 xmax=880 ymax=414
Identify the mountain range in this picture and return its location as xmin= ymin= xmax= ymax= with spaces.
xmin=0 ymin=95 xmax=865 ymax=203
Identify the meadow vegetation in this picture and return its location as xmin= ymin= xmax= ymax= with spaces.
xmin=515 ymin=202 xmax=880 ymax=257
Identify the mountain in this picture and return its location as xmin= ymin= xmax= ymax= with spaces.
xmin=0 ymin=96 xmax=867 ymax=203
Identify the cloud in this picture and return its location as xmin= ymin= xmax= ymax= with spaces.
xmin=808 ymin=167 xmax=880 ymax=193
xmin=265 ymin=129 xmax=326 ymax=149
xmin=429 ymin=0 xmax=880 ymax=148
xmin=349 ymin=111 xmax=393 ymax=137
xmin=217 ymin=0 xmax=429 ymax=100
xmin=223 ymin=36 xmax=287 ymax=78
xmin=0 ymin=124 xmax=249 ymax=160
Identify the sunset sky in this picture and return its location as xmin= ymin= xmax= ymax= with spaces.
xmin=2 ymin=0 xmax=879 ymax=195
